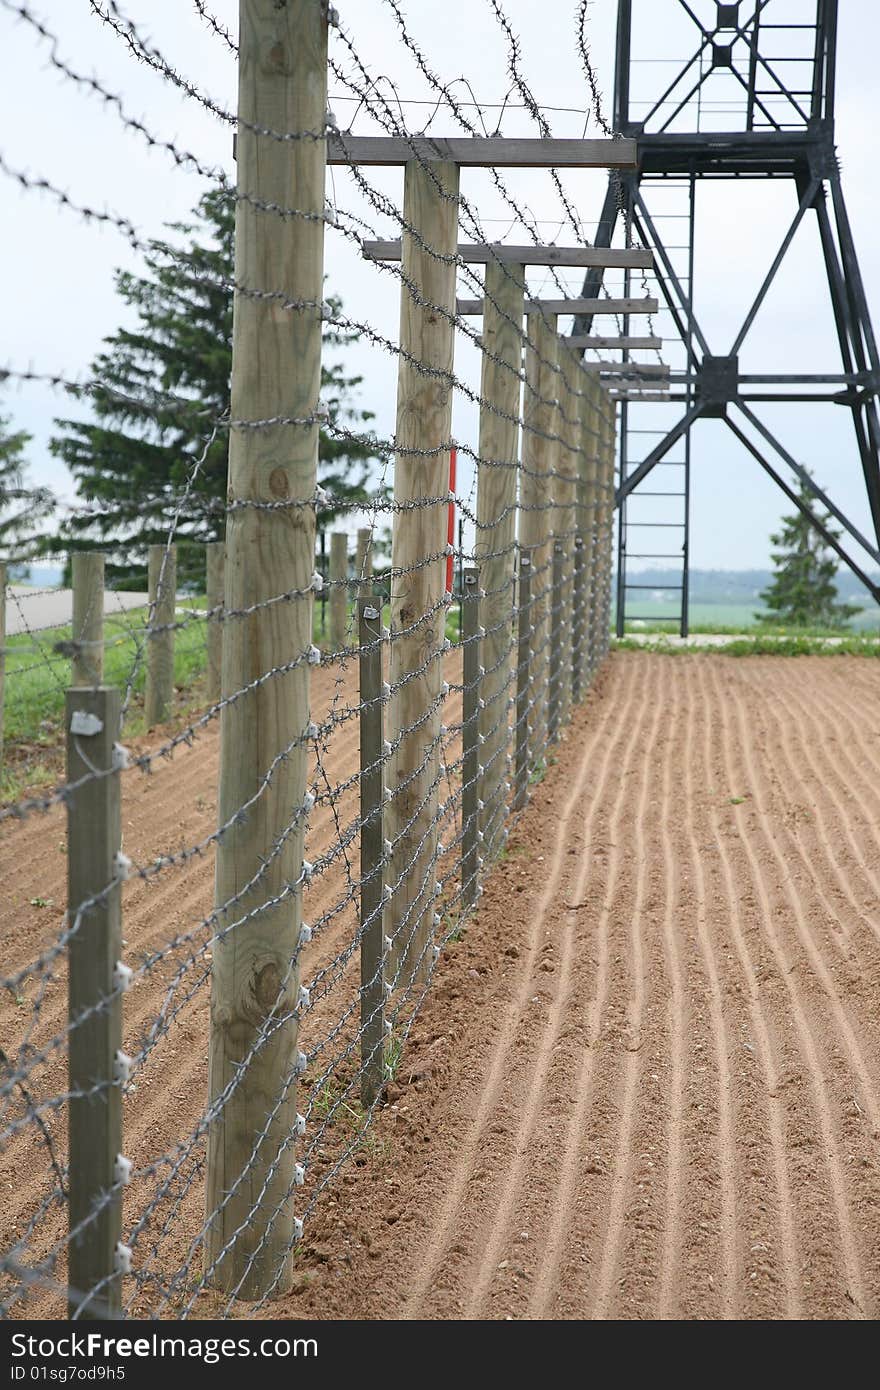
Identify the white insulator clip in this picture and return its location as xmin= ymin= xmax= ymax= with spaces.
xmin=433 ymin=881 xmax=442 ymax=899
xmin=293 ymin=1216 xmax=304 ymax=1242
xmin=297 ymin=985 xmax=311 ymax=1012
xmin=383 ymin=884 xmax=393 ymax=902
xmin=382 ymin=739 xmax=393 ymax=758
xmin=114 ymin=1243 xmax=132 ymax=1276
xmin=113 ymin=852 xmax=133 ymax=882
xmin=326 ymin=7 xmax=340 ymax=29
xmin=477 ymin=698 xmax=485 ymax=711
xmin=112 ymin=743 xmax=131 ymax=771
xmin=113 ymin=961 xmax=133 ymax=994
xmin=439 ymin=724 xmax=448 ymax=738
xmin=384 ymin=1018 xmax=393 ymax=1037
xmin=383 ymin=785 xmax=392 ymax=804
xmin=383 ymin=934 xmax=393 ymax=955
xmin=294 ymin=1163 xmax=305 ymax=1187
xmin=314 ymin=402 xmax=330 ymax=423
xmin=437 ymin=840 xmax=446 ymax=856
xmin=69 ymin=710 xmax=102 ymax=737
xmin=301 ymin=860 xmax=314 ymax=882
xmin=295 ymin=1113 xmax=307 ymax=1137
xmin=294 ymin=1050 xmax=308 ymax=1076
xmin=441 ymin=681 xmax=450 ymax=697
xmin=381 ymin=625 xmax=391 ymax=640
xmin=446 ymin=542 xmax=454 ymax=556
xmin=477 ymin=798 xmax=485 ymax=812
xmin=383 ymin=838 xmax=392 ymax=858
xmin=311 ymin=570 xmax=324 ymax=593
xmin=433 ymin=912 xmax=441 ymax=929
xmin=432 ymin=945 xmax=441 ymax=964
xmin=326 ymin=107 xmax=338 ymax=130
xmin=477 ymin=626 xmax=486 ymax=640
xmin=113 ymin=1050 xmax=133 ymax=1086
xmin=442 ymin=638 xmax=453 ymax=653
xmin=307 ymin=644 xmax=321 ymax=666
xmin=306 ymin=721 xmax=319 ymax=739
xmin=315 ymin=485 xmax=330 ymax=509
xmin=383 ymin=980 xmax=393 ymax=1000
xmin=114 ymin=1154 xmax=132 ymax=1188
xmin=476 ymin=830 xmax=484 ymax=845
xmin=381 ymin=682 xmax=391 ymax=700
xmin=303 ymin=791 xmax=316 ymax=815
xmin=299 ymin=923 xmax=313 ymax=946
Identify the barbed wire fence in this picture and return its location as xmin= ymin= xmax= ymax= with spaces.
xmin=0 ymin=0 xmax=659 ymax=1320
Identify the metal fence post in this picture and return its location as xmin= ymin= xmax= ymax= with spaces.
xmin=358 ymin=594 xmax=385 ymax=1106
xmin=66 ymin=685 xmax=123 ymax=1320
xmin=548 ymin=541 xmax=564 ymax=745
xmin=514 ymin=550 xmax=532 ymax=811
xmin=205 ymin=541 xmax=225 ymax=704
xmin=145 ymin=543 xmax=176 ymax=727
xmin=355 ymin=527 xmax=373 ymax=597
xmin=71 ymin=553 xmax=105 ymax=688
xmin=460 ymin=568 xmax=481 ymax=911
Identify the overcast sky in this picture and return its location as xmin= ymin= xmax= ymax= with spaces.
xmin=1 ymin=0 xmax=878 ymax=573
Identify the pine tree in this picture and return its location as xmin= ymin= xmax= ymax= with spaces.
xmin=51 ymin=185 xmax=384 ymax=587
xmin=757 ymin=477 xmax=860 ymax=629
xmin=0 ymin=409 xmax=54 ymax=563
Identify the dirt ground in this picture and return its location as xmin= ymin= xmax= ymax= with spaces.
xmin=3 ymin=651 xmax=880 ymax=1319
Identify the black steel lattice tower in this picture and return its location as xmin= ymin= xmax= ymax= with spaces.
xmin=578 ymin=0 xmax=880 ymax=634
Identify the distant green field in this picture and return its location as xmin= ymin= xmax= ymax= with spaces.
xmin=622 ymin=600 xmax=880 ymax=632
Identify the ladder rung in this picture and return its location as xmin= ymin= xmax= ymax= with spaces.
xmin=625 ymin=583 xmax=684 ymax=591
xmin=624 ymin=553 xmax=684 ymax=560
xmin=624 ymin=615 xmax=682 ymax=621
xmin=625 ymin=522 xmax=686 ymax=528
xmin=631 ymin=491 xmax=686 ymax=497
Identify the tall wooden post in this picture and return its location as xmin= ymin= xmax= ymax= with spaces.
xmin=384 ymin=158 xmax=460 ymax=990
xmin=145 ymin=543 xmax=176 ymax=727
xmin=460 ymin=568 xmax=481 ymax=911
xmin=556 ymin=341 xmax=581 ymax=724
xmin=518 ymin=313 xmax=558 ymax=768
xmin=598 ymin=385 xmax=617 ymax=660
xmin=355 ymin=526 xmax=373 ymax=596
xmin=475 ymin=258 xmax=525 ymax=848
xmin=66 ymin=686 xmax=122 ymax=1319
xmin=206 ymin=541 xmax=225 ymax=704
xmin=329 ymin=531 xmax=348 ymax=650
xmin=582 ymin=373 xmax=602 ymax=683
xmin=206 ymin=0 xmax=328 ymax=1301
xmin=71 ymin=552 xmax=105 ymax=687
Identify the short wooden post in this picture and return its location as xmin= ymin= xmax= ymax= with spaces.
xmin=598 ymin=386 xmax=617 ymax=661
xmin=384 ymin=158 xmax=459 ymax=989
xmin=582 ymin=373 xmax=602 ymax=682
xmin=460 ymin=568 xmax=481 ymax=911
xmin=475 ymin=258 xmax=525 ymax=847
xmin=0 ymin=561 xmax=6 ymax=772
xmin=518 ymin=313 xmax=559 ymax=767
xmin=548 ymin=541 xmax=564 ymax=745
xmin=355 ymin=527 xmax=373 ymax=596
xmin=329 ymin=531 xmax=348 ymax=650
xmin=358 ymin=594 xmax=385 ymax=1105
xmin=71 ymin=552 xmax=105 ymax=688
xmin=66 ymin=685 xmax=123 ymax=1320
xmin=556 ymin=341 xmax=581 ymax=723
xmin=572 ymin=536 xmax=586 ymax=704
xmin=205 ymin=541 xmax=225 ymax=704
xmin=145 ymin=543 xmax=176 ymax=727
xmin=206 ymin=0 xmax=328 ymax=1301
xmin=514 ymin=550 xmax=532 ymax=811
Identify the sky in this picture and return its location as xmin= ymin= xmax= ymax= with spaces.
xmin=0 ymin=0 xmax=878 ymax=574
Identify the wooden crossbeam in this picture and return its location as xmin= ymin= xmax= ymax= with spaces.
xmin=582 ymin=362 xmax=670 ymax=377
xmin=456 ymin=296 xmax=660 ymax=316
xmin=608 ymin=390 xmax=671 ymax=401
xmin=569 ymin=336 xmax=663 ymax=350
xmin=363 ymin=241 xmax=653 ymax=269
xmin=327 ymin=135 xmax=638 ymax=169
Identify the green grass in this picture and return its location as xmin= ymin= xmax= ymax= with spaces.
xmin=2 ymin=602 xmax=211 ymax=800
xmin=623 ymin=600 xmax=880 ymax=633
xmin=614 ymin=633 xmax=880 ymax=658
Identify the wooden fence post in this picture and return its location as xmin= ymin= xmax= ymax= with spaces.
xmin=145 ymin=543 xmax=176 ymax=727
xmin=66 ymin=685 xmax=123 ymax=1319
xmin=206 ymin=541 xmax=225 ymax=705
xmin=329 ymin=531 xmax=348 ymax=651
xmin=71 ymin=552 xmax=105 ymax=688
xmin=548 ymin=541 xmax=564 ymax=745
xmin=384 ymin=158 xmax=459 ymax=990
xmin=358 ymin=594 xmax=385 ymax=1106
xmin=584 ymin=373 xmax=602 ymax=681
xmin=598 ymin=385 xmax=617 ymax=661
xmin=460 ymin=568 xmax=481 ymax=911
xmin=0 ymin=561 xmax=6 ymax=772
xmin=518 ymin=313 xmax=559 ymax=769
xmin=556 ymin=341 xmax=581 ymax=724
xmin=513 ymin=550 xmax=532 ymax=810
xmin=475 ymin=258 xmax=525 ymax=852
xmin=355 ymin=526 xmax=373 ymax=596
xmin=206 ymin=0 xmax=328 ymax=1300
